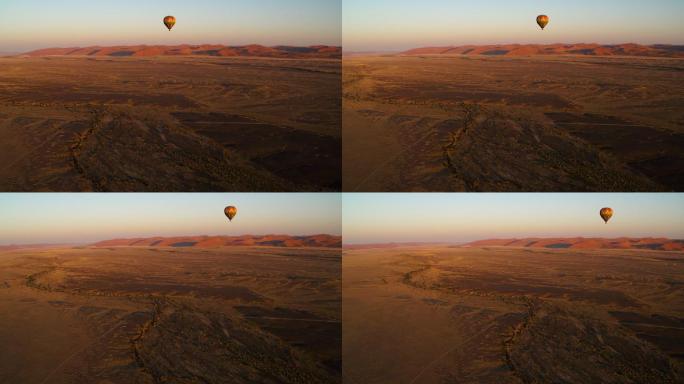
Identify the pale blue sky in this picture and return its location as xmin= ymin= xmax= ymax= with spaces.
xmin=344 ymin=0 xmax=684 ymax=51
xmin=0 ymin=0 xmax=341 ymax=52
xmin=343 ymin=194 xmax=684 ymax=244
xmin=0 ymin=193 xmax=341 ymax=245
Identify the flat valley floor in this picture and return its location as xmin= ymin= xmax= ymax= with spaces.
xmin=0 ymin=56 xmax=341 ymax=191
xmin=0 ymin=246 xmax=341 ymax=384
xmin=343 ymin=246 xmax=684 ymax=383
xmin=343 ymin=55 xmax=684 ymax=192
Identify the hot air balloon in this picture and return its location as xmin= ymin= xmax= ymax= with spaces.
xmin=163 ymin=16 xmax=176 ymax=31
xmin=224 ymin=206 xmax=237 ymax=222
xmin=537 ymin=15 xmax=549 ymax=30
xmin=600 ymin=208 xmax=613 ymax=224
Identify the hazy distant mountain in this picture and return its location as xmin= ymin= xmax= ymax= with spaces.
xmin=466 ymin=238 xmax=684 ymax=251
xmin=402 ymin=43 xmax=684 ymax=58
xmin=23 ymin=44 xmax=342 ymax=59
xmin=92 ymin=234 xmax=342 ymax=248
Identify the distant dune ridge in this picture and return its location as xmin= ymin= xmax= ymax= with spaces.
xmin=22 ymin=44 xmax=341 ymax=59
xmin=466 ymin=237 xmax=684 ymax=251
xmin=92 ymin=234 xmax=342 ymax=248
xmin=402 ymin=43 xmax=684 ymax=58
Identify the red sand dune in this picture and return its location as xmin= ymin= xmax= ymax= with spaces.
xmin=92 ymin=234 xmax=342 ymax=248
xmin=402 ymin=43 xmax=684 ymax=58
xmin=23 ymin=44 xmax=342 ymax=59
xmin=466 ymin=238 xmax=684 ymax=251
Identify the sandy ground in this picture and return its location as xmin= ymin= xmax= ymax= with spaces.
xmin=343 ymin=245 xmax=684 ymax=383
xmin=0 ymin=245 xmax=341 ymax=384
xmin=0 ymin=56 xmax=341 ymax=191
xmin=343 ymin=55 xmax=684 ymax=192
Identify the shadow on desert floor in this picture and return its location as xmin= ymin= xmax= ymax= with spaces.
xmin=0 ymin=245 xmax=341 ymax=384
xmin=343 ymin=55 xmax=684 ymax=192
xmin=343 ymin=245 xmax=684 ymax=383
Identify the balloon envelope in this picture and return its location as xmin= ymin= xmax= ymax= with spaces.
xmin=163 ymin=16 xmax=176 ymax=31
xmin=224 ymin=206 xmax=237 ymax=222
xmin=600 ymin=208 xmax=613 ymax=224
xmin=537 ymin=15 xmax=549 ymax=30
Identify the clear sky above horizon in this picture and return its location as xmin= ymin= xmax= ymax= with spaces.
xmin=344 ymin=0 xmax=684 ymax=51
xmin=343 ymin=194 xmax=684 ymax=244
xmin=0 ymin=0 xmax=341 ymax=52
xmin=0 ymin=194 xmax=341 ymax=245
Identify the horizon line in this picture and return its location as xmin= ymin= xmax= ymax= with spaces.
xmin=345 ymin=41 xmax=684 ymax=52
xmin=11 ymin=42 xmax=341 ymax=54
xmin=343 ymin=236 xmax=684 ymax=246
xmin=0 ymin=233 xmax=342 ymax=248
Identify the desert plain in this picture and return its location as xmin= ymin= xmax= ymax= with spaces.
xmin=343 ymin=239 xmax=684 ymax=383
xmin=0 ymin=236 xmax=341 ymax=384
xmin=0 ymin=45 xmax=341 ymax=191
xmin=343 ymin=45 xmax=684 ymax=191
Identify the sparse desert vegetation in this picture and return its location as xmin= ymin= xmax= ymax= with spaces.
xmin=0 ymin=241 xmax=341 ymax=383
xmin=343 ymin=52 xmax=684 ymax=191
xmin=343 ymin=242 xmax=684 ymax=383
xmin=0 ymin=52 xmax=340 ymax=191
